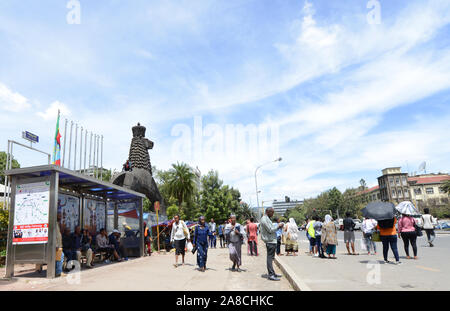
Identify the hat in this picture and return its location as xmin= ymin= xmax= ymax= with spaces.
xmin=112 ymin=229 xmax=120 ymax=234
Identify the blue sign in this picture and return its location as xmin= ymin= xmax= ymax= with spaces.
xmin=22 ymin=131 xmax=39 ymax=143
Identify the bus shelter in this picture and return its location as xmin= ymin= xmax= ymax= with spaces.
xmin=4 ymin=165 xmax=145 ymax=279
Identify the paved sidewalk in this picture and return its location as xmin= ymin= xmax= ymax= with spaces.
xmin=277 ymin=231 xmax=450 ymax=291
xmin=0 ymin=245 xmax=292 ymax=291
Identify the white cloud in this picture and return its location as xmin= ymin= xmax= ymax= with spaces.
xmin=0 ymin=83 xmax=31 ymax=112
xmin=37 ymin=101 xmax=71 ymax=121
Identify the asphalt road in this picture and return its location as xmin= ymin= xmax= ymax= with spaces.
xmin=279 ymin=230 xmax=450 ymax=291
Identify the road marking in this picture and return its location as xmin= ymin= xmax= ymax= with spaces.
xmin=415 ymin=265 xmax=440 ymax=272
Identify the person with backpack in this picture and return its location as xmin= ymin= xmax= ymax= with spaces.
xmin=398 ymin=214 xmax=418 ymax=259
xmin=377 ymin=218 xmax=401 ymax=265
xmin=421 ymin=208 xmax=437 ymax=247
xmin=193 ymin=216 xmax=209 ymax=272
xmin=313 ymin=216 xmax=325 ymax=258
xmin=306 ymin=218 xmax=316 ymax=255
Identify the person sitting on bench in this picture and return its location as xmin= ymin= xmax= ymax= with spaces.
xmin=109 ymin=229 xmax=128 ymax=261
xmin=96 ymin=228 xmax=120 ymax=262
xmin=62 ymin=227 xmax=75 ymax=270
xmin=74 ymin=227 xmax=94 ymax=268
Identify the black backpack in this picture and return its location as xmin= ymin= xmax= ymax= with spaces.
xmin=378 ymin=218 xmax=395 ymax=229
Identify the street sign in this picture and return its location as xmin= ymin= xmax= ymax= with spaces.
xmin=154 ymin=201 xmax=160 ymax=211
xmin=22 ymin=131 xmax=39 ymax=144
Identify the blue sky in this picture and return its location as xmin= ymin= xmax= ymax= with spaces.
xmin=1 ymin=0 xmax=450 ymax=206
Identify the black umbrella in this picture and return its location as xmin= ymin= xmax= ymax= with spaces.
xmin=362 ymin=201 xmax=396 ymax=221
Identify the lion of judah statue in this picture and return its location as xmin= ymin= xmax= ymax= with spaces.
xmin=112 ymin=123 xmax=165 ymax=214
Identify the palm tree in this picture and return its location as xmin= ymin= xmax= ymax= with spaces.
xmin=168 ymin=162 xmax=197 ymax=217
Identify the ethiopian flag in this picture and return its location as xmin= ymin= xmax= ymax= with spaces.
xmin=52 ymin=110 xmax=61 ymax=166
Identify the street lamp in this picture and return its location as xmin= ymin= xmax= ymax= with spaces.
xmin=255 ymin=157 xmax=282 ymax=220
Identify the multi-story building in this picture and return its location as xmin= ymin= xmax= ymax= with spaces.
xmin=358 ymin=185 xmax=381 ymax=202
xmin=408 ymin=174 xmax=450 ymax=208
xmin=272 ymin=197 xmax=304 ymax=216
xmin=377 ymin=167 xmax=411 ymax=204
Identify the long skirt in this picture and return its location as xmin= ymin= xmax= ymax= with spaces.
xmin=228 ymin=241 xmax=242 ymax=266
xmin=197 ymin=242 xmax=208 ymax=269
xmin=285 ymin=239 xmax=298 ymax=252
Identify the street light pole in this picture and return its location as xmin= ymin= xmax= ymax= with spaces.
xmin=254 ymin=157 xmax=282 ymax=220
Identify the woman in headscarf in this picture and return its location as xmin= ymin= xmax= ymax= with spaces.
xmin=193 ymin=216 xmax=209 ymax=272
xmin=225 ymin=214 xmax=245 ymax=271
xmin=284 ymin=218 xmax=299 ymax=256
xmin=321 ymin=215 xmax=338 ymax=259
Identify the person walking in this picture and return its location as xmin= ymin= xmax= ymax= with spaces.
xmin=284 ymin=218 xmax=299 ymax=256
xmin=398 ymin=214 xmax=418 ymax=259
xmin=343 ymin=212 xmax=357 ymax=255
xmin=260 ymin=208 xmax=285 ymax=281
xmin=193 ymin=216 xmax=209 ymax=272
xmin=275 ymin=218 xmax=283 ymax=256
xmin=362 ymin=217 xmax=377 ymax=255
xmin=225 ymin=215 xmax=245 ymax=271
xmin=421 ymin=208 xmax=437 ymax=247
xmin=143 ymin=222 xmax=152 ymax=256
xmin=313 ymin=216 xmax=325 ymax=258
xmin=218 ymin=222 xmax=226 ymax=248
xmin=246 ymin=217 xmax=259 ymax=256
xmin=170 ymin=215 xmax=190 ymax=268
xmin=321 ymin=215 xmax=338 ymax=259
xmin=377 ymin=218 xmax=401 ymax=265
xmin=306 ymin=218 xmax=316 ymax=255
xmin=208 ymin=218 xmax=217 ymax=248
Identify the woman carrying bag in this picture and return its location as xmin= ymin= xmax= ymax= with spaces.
xmin=170 ymin=214 xmax=190 ymax=268
xmin=193 ymin=216 xmax=209 ymax=272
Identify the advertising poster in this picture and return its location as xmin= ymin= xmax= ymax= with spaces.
xmin=58 ymin=193 xmax=80 ymax=233
xmin=83 ymin=199 xmax=106 ymax=235
xmin=13 ymin=181 xmax=50 ymax=245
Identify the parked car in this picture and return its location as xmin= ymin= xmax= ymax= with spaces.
xmin=334 ymin=219 xmax=343 ymax=231
xmin=436 ymin=221 xmax=450 ymax=230
xmin=353 ymin=219 xmax=362 ymax=230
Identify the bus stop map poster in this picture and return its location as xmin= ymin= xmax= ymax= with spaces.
xmin=83 ymin=199 xmax=106 ymax=236
xmin=13 ymin=181 xmax=50 ymax=245
xmin=58 ymin=194 xmax=80 ymax=233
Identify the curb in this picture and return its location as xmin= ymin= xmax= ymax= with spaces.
xmin=274 ymin=256 xmax=311 ymax=291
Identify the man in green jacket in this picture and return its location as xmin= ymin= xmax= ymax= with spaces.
xmin=260 ymin=207 xmax=285 ymax=281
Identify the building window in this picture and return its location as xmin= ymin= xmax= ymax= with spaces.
xmin=389 ymin=177 xmax=394 ymax=186
xmin=396 ymin=177 xmax=400 ymax=186
xmin=426 ymin=188 xmax=434 ymax=194
xmin=414 ymin=188 xmax=422 ymax=195
xmin=405 ymin=190 xmax=410 ymax=198
xmin=398 ymin=189 xmax=403 ymax=197
xmin=392 ymin=189 xmax=397 ymax=198
xmin=402 ymin=176 xmax=407 ymax=185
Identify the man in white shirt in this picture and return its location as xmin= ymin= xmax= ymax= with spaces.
xmin=362 ymin=218 xmax=378 ymax=255
xmin=421 ymin=208 xmax=437 ymax=247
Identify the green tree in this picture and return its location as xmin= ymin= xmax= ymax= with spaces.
xmin=440 ymin=180 xmax=450 ymax=194
xmin=167 ymin=162 xmax=197 ymax=218
xmin=166 ymin=205 xmax=180 ymax=220
xmin=0 ymin=202 xmax=8 ymax=230
xmin=0 ymin=151 xmax=20 ymax=184
xmin=100 ymin=168 xmax=112 ymax=182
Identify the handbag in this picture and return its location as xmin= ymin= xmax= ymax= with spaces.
xmin=372 ymin=231 xmax=381 ymax=242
